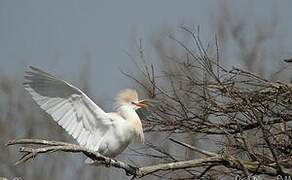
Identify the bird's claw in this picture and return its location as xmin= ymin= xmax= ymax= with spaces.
xmin=104 ymin=158 xmax=112 ymax=167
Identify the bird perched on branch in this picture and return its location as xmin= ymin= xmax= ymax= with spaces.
xmin=24 ymin=66 xmax=148 ymax=161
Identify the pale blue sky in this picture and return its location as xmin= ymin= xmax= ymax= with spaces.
xmin=0 ymin=0 xmax=292 ymax=109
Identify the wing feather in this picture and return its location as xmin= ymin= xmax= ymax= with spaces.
xmin=24 ymin=66 xmax=112 ymax=151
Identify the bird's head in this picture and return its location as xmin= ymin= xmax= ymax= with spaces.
xmin=115 ymin=89 xmax=148 ymax=110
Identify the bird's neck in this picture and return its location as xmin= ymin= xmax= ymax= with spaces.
xmin=117 ymin=105 xmax=144 ymax=143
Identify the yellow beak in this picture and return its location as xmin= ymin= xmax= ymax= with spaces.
xmin=132 ymin=100 xmax=148 ymax=108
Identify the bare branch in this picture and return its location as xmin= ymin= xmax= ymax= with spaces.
xmin=7 ymin=139 xmax=138 ymax=176
xmin=169 ymin=137 xmax=217 ymax=157
xmin=7 ymin=138 xmax=292 ymax=178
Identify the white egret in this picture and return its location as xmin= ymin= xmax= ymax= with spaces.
xmin=24 ymin=66 xmax=147 ymax=160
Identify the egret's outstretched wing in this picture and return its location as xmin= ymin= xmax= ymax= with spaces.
xmin=24 ymin=66 xmax=112 ymax=151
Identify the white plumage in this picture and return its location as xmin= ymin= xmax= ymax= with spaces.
xmin=24 ymin=66 xmax=146 ymax=158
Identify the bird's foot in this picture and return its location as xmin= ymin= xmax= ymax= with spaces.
xmin=126 ymin=165 xmax=139 ymax=176
xmin=104 ymin=158 xmax=115 ymax=167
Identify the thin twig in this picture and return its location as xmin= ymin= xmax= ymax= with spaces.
xmin=168 ymin=137 xmax=217 ymax=157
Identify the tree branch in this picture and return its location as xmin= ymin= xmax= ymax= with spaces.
xmin=7 ymin=139 xmax=138 ymax=176
xmin=169 ymin=137 xmax=217 ymax=157
xmin=7 ymin=138 xmax=292 ymax=178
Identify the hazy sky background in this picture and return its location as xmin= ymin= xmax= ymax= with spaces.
xmin=0 ymin=0 xmax=292 ymax=109
xmin=1 ymin=1 xmax=292 ymax=179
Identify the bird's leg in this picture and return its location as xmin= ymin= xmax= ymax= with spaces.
xmin=126 ymin=164 xmax=139 ymax=176
xmin=104 ymin=158 xmax=113 ymax=167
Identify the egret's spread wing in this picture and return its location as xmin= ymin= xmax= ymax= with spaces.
xmin=24 ymin=66 xmax=112 ymax=151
